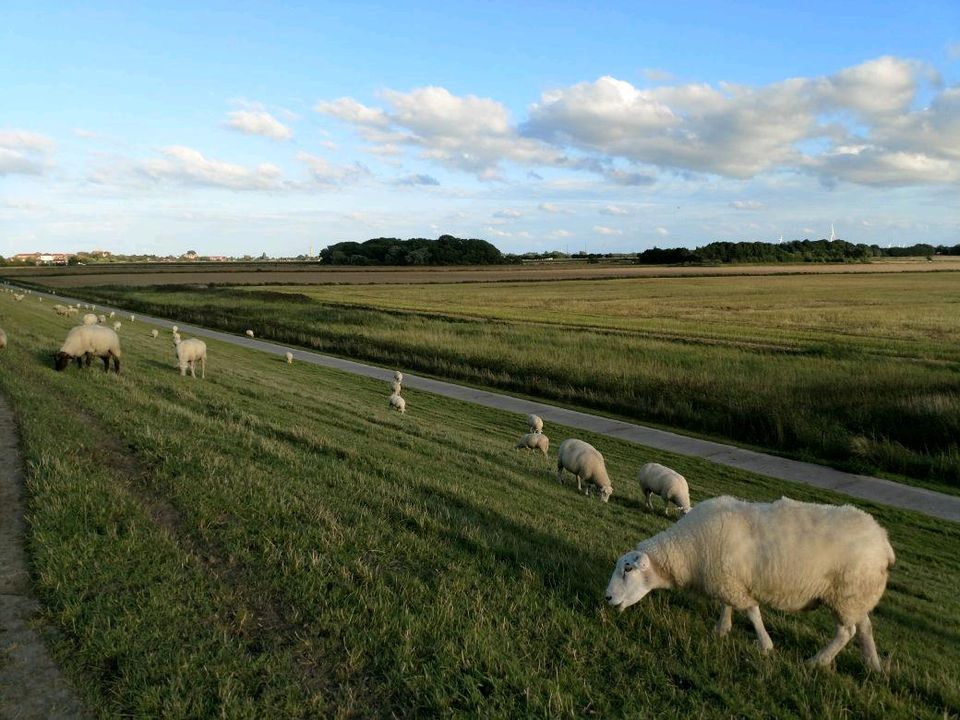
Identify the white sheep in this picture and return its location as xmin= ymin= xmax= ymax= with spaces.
xmin=0 ymin=328 xmax=6 ymax=350
xmin=109 ymin=311 xmax=115 ymax=318
xmin=55 ymin=325 xmax=121 ymax=373
xmin=606 ymin=496 xmax=896 ymax=672
xmin=527 ymin=414 xmax=544 ymax=434
xmin=113 ymin=321 xmax=122 ymax=332
xmin=637 ymin=462 xmax=692 ymax=516
xmin=245 ymin=329 xmax=255 ymax=338
xmin=172 ymin=331 xmax=181 ymax=345
xmin=129 ymin=314 xmax=135 ymax=322
xmin=151 ymin=329 xmax=159 ymax=339
xmin=389 ymin=393 xmax=406 ymax=414
xmin=54 ymin=304 xmax=70 ymax=316
xmin=176 ymin=338 xmax=207 ymax=379
xmin=285 ymin=351 xmax=294 ymax=364
xmin=391 ymin=380 xmax=402 ymax=395
xmin=394 ymin=370 xmax=403 ymax=383
xmin=172 ymin=325 xmax=179 ymax=334
xmin=82 ymin=313 xmax=98 ymax=325
xmin=555 ymin=439 xmax=613 ymax=502
xmin=515 ymin=432 xmax=549 ymax=457
xmin=97 ymin=315 xmax=106 ymax=324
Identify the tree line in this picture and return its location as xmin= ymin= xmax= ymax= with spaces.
xmin=319 ymin=235 xmax=504 ymax=265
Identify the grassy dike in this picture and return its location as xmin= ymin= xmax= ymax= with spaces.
xmin=0 ymin=295 xmax=958 ymax=718
xmin=70 ymin=279 xmax=960 ymax=490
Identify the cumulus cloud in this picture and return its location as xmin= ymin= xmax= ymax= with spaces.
xmin=394 ymin=173 xmax=439 ymax=186
xmin=297 ymin=152 xmax=371 ymax=188
xmin=600 ymin=204 xmax=631 ymax=216
xmin=140 ymin=146 xmax=282 ymax=190
xmin=730 ymin=200 xmax=765 ymax=210
xmin=493 ymin=208 xmax=523 ymax=218
xmin=225 ymin=110 xmax=292 ymax=140
xmin=548 ymin=229 xmax=573 ymax=239
xmin=538 ymin=202 xmax=571 ymax=214
xmin=0 ymin=129 xmax=55 ymax=176
xmin=655 ymin=226 xmax=669 ymax=236
xmin=593 ymin=225 xmax=623 ymax=236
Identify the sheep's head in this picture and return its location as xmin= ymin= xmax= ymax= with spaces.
xmin=605 ymin=550 xmax=664 ymax=610
xmin=54 ymin=351 xmax=71 ymax=371
xmin=599 ymin=484 xmax=613 ymax=503
xmin=680 ymin=505 xmax=692 ymax=515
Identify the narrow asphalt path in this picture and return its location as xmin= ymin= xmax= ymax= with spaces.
xmin=20 ymin=285 xmax=960 ymax=522
xmin=0 ymin=395 xmax=87 ymax=719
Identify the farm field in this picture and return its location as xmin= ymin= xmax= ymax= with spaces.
xmin=1 ymin=290 xmax=959 ymax=718
xmin=65 ymin=269 xmax=960 ymax=490
xmin=4 ymin=255 xmax=960 ymax=287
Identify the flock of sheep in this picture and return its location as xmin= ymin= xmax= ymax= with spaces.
xmin=0 ymin=284 xmax=897 ymax=674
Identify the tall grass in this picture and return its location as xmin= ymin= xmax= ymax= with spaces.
xmin=1 ymin=292 xmax=959 ymax=717
xmin=75 ymin=280 xmax=960 ymax=488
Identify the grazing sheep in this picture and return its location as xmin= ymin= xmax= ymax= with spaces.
xmin=0 ymin=328 xmax=6 ymax=350
xmin=245 ymin=329 xmax=255 ymax=338
xmin=97 ymin=315 xmax=106 ymax=324
xmin=527 ymin=414 xmax=544 ymax=434
xmin=176 ymin=338 xmax=207 ymax=379
xmin=391 ymin=380 xmax=402 ymax=395
xmin=637 ymin=462 xmax=692 ymax=516
xmin=515 ymin=432 xmax=549 ymax=457
xmin=605 ymin=496 xmax=895 ymax=672
xmin=109 ymin=311 xmax=115 ymax=318
xmin=389 ymin=393 xmax=406 ymax=414
xmin=394 ymin=370 xmax=403 ymax=383
xmin=556 ymin=439 xmax=613 ymax=502
xmin=55 ymin=325 xmax=121 ymax=373
xmin=171 ymin=325 xmax=179 ymax=334
xmin=172 ymin=331 xmax=181 ymax=345
xmin=151 ymin=329 xmax=159 ymax=339
xmin=113 ymin=321 xmax=122 ymax=332
xmin=54 ymin=304 xmax=70 ymax=316
xmin=129 ymin=314 xmax=135 ymax=322
xmin=82 ymin=313 xmax=98 ymax=325
xmin=285 ymin=351 xmax=294 ymax=364
xmin=66 ymin=306 xmax=78 ymax=315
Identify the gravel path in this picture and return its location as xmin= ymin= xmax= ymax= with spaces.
xmin=22 ymin=286 xmax=960 ymax=522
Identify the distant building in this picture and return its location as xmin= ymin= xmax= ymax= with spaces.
xmin=12 ymin=252 xmax=75 ymax=265
xmin=182 ymin=250 xmax=199 ymax=260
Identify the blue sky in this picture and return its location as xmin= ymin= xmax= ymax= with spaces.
xmin=2 ymin=1 xmax=959 ymax=256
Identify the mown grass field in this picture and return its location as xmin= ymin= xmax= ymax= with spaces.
xmin=66 ymin=269 xmax=960 ymax=490
xmin=1 ymin=291 xmax=959 ymax=718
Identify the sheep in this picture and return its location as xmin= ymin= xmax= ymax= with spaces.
xmin=54 ymin=304 xmax=70 ymax=316
xmin=151 ymin=329 xmax=159 ymax=339
xmin=97 ymin=315 xmax=106 ymax=324
xmin=113 ymin=321 xmax=122 ymax=332
xmin=129 ymin=314 xmax=135 ymax=322
xmin=82 ymin=313 xmax=98 ymax=325
xmin=515 ymin=432 xmax=549 ymax=457
xmin=109 ymin=311 xmax=115 ymax=318
xmin=527 ymin=414 xmax=544 ymax=434
xmin=391 ymin=380 xmax=402 ymax=395
xmin=171 ymin=325 xmax=179 ymax=334
xmin=556 ymin=439 xmax=613 ymax=502
xmin=285 ymin=351 xmax=294 ymax=364
xmin=394 ymin=370 xmax=403 ymax=383
xmin=0 ymin=328 xmax=6 ymax=350
xmin=172 ymin=331 xmax=181 ymax=345
xmin=176 ymin=338 xmax=207 ymax=379
xmin=55 ymin=325 xmax=121 ymax=373
xmin=389 ymin=393 xmax=406 ymax=414
xmin=637 ymin=462 xmax=692 ymax=516
xmin=605 ymin=496 xmax=896 ymax=672
xmin=245 ymin=329 xmax=255 ymax=338
xmin=66 ymin=306 xmax=78 ymax=315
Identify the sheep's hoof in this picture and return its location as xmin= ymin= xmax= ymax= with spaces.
xmin=714 ymin=623 xmax=731 ymax=637
xmin=804 ymin=655 xmax=830 ymax=669
xmin=758 ymin=640 xmax=774 ymax=655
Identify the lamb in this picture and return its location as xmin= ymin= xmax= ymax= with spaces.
xmin=391 ymin=380 xmax=402 ymax=395
xmin=55 ymin=325 xmax=121 ymax=373
xmin=515 ymin=432 xmax=549 ymax=457
xmin=389 ymin=393 xmax=406 ymax=414
xmin=176 ymin=338 xmax=207 ymax=379
xmin=637 ymin=462 xmax=692 ymax=516
xmin=605 ymin=496 xmax=895 ymax=672
xmin=97 ymin=315 xmax=106 ymax=324
xmin=555 ymin=439 xmax=613 ymax=502
xmin=82 ymin=313 xmax=98 ymax=325
xmin=527 ymin=414 xmax=544 ymax=434
xmin=245 ymin=329 xmax=255 ymax=338
xmin=0 ymin=328 xmax=6 ymax=350
xmin=113 ymin=321 xmax=122 ymax=332
xmin=394 ymin=370 xmax=403 ymax=383
xmin=151 ymin=329 xmax=159 ymax=339
xmin=285 ymin=351 xmax=294 ymax=364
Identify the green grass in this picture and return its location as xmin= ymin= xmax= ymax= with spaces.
xmin=68 ymin=273 xmax=960 ymax=489
xmin=1 ymin=291 xmax=960 ymax=718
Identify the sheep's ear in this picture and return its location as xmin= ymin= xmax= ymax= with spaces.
xmin=636 ymin=553 xmax=651 ymax=571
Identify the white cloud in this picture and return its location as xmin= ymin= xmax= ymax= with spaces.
xmin=730 ymin=200 xmax=765 ymax=210
xmin=140 ymin=146 xmax=282 ymax=190
xmin=0 ymin=129 xmax=55 ymax=176
xmin=548 ymin=229 xmax=573 ymax=239
xmin=593 ymin=225 xmax=623 ymax=236
xmin=493 ymin=208 xmax=522 ymax=218
xmin=538 ymin=202 xmax=571 ymax=214
xmin=225 ymin=110 xmax=292 ymax=140
xmin=655 ymin=226 xmax=669 ymax=236
xmin=394 ymin=173 xmax=439 ymax=186
xmin=297 ymin=152 xmax=371 ymax=188
xmin=315 ymin=97 xmax=390 ymax=128
xmin=600 ymin=204 xmax=631 ymax=216
xmin=486 ymin=226 xmax=513 ymax=237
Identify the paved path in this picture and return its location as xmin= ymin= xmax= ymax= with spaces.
xmin=23 ymin=285 xmax=960 ymax=522
xmin=0 ymin=395 xmax=87 ymax=719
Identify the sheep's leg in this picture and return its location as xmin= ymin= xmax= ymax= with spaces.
xmin=807 ymin=622 xmax=855 ymax=668
xmin=643 ymin=490 xmax=653 ymax=511
xmin=745 ymin=606 xmax=774 ymax=654
xmin=189 ymin=359 xmax=196 ymax=378
xmin=556 ymin=467 xmax=564 ymax=485
xmin=576 ymin=475 xmax=583 ymax=492
xmin=856 ymin=616 xmax=882 ymax=672
xmin=180 ymin=363 xmax=186 ymax=377
xmin=101 ymin=356 xmax=110 ymax=372
xmin=715 ymin=604 xmax=733 ymax=636
xmin=663 ymin=497 xmax=673 ymax=517
xmin=200 ymin=356 xmax=205 ymax=379
xmin=113 ymin=356 xmax=121 ymax=374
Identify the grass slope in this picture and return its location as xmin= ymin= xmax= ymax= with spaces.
xmin=0 ymin=295 xmax=958 ymax=718
xmin=72 ymin=277 xmax=960 ymax=489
